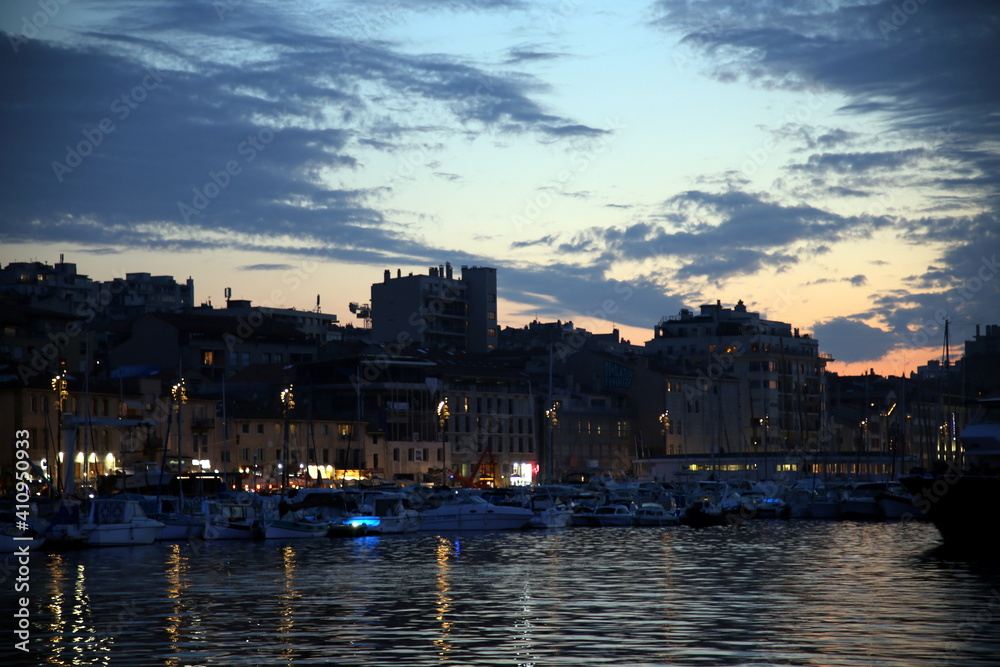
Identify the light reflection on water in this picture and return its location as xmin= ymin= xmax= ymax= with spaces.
xmin=6 ymin=521 xmax=1000 ymax=666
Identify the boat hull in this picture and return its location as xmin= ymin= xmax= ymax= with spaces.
xmin=85 ymin=523 xmax=162 ymax=546
xmin=203 ymin=521 xmax=256 ymax=540
xmin=263 ymin=519 xmax=331 ymax=539
xmin=900 ymin=475 xmax=1000 ymax=550
xmin=418 ymin=507 xmax=532 ymax=532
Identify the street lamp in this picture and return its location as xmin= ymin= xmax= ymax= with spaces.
xmin=659 ymin=411 xmax=670 ymax=456
xmin=280 ymin=385 xmax=295 ymax=493
xmin=437 ymin=398 xmax=450 ymax=486
xmin=52 ymin=371 xmax=69 ymax=491
xmin=545 ymin=402 xmax=559 ymax=484
xmin=171 ymin=379 xmax=188 ymax=475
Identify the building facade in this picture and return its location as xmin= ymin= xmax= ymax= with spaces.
xmin=371 ymin=264 xmax=498 ymax=353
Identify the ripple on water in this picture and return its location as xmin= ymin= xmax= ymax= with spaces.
xmin=10 ymin=521 xmax=1000 ymax=666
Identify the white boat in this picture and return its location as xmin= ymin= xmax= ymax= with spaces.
xmin=80 ymin=498 xmax=164 ymax=546
xmin=363 ymin=491 xmax=420 ymax=534
xmin=840 ymin=482 xmax=889 ymax=520
xmin=262 ymin=511 xmax=332 ymax=539
xmin=634 ymin=502 xmax=680 ymax=526
xmin=202 ymin=497 xmax=260 ymax=540
xmin=525 ymin=492 xmax=574 ymax=529
xmin=876 ymin=483 xmax=925 ymax=520
xmin=592 ymin=504 xmax=635 ymax=527
xmin=417 ymin=489 xmax=533 ymax=532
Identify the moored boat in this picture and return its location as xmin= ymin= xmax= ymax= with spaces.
xmin=900 ymin=397 xmax=1000 ymax=551
xmin=80 ymin=498 xmax=164 ymax=546
xmin=634 ymin=502 xmax=680 ymax=527
xmin=416 ymin=489 xmax=533 ymax=532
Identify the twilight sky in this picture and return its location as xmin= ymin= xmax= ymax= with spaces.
xmin=2 ymin=0 xmax=998 ymax=375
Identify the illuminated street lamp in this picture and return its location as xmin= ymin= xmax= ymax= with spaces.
xmin=659 ymin=411 xmax=670 ymax=456
xmin=171 ymin=378 xmax=188 ymax=474
xmin=545 ymin=402 xmax=559 ymax=484
xmin=437 ymin=398 xmax=450 ymax=486
xmin=280 ymin=385 xmax=294 ymax=493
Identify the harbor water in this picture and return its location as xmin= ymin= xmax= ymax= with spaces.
xmin=4 ymin=520 xmax=1000 ymax=666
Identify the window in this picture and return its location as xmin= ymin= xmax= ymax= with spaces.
xmin=487 ymin=328 xmax=497 ymax=337
xmin=257 ymin=423 xmax=264 ymax=434
xmin=487 ymin=311 xmax=496 ymax=320
xmin=393 ymin=448 xmax=400 ymax=462
xmin=241 ymin=423 xmax=250 ymax=434
xmin=202 ymin=350 xmax=216 ymax=366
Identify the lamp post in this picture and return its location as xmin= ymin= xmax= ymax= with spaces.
xmin=171 ymin=378 xmax=188 ymax=470
xmin=280 ymin=385 xmax=295 ymax=493
xmin=659 ymin=411 xmax=670 ymax=456
xmin=545 ymin=402 xmax=559 ymax=484
xmin=437 ymin=397 xmax=450 ymax=487
xmin=52 ymin=371 xmax=69 ymax=491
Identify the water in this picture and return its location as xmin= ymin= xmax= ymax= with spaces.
xmin=4 ymin=521 xmax=1000 ymax=666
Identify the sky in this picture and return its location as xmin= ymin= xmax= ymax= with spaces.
xmin=1 ymin=0 xmax=998 ymax=376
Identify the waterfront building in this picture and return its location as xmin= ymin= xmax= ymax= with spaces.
xmin=645 ymin=300 xmax=831 ymax=479
xmin=108 ymin=312 xmax=317 ymax=387
xmin=370 ymin=263 xmax=498 ymax=353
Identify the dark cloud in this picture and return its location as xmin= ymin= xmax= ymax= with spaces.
xmin=652 ymin=0 xmax=1000 ymax=347
xmin=0 ymin=0 xmax=602 ymax=256
xmin=506 ymin=48 xmax=563 ymax=64
xmin=792 ymin=149 xmax=927 ymax=174
xmin=500 ymin=262 xmax=682 ymax=334
xmin=812 ymin=317 xmax=897 ymax=364
xmin=556 ymin=189 xmax=891 ymax=280
xmin=240 ymin=264 xmax=297 ymax=271
xmin=510 ymin=235 xmax=556 ymax=250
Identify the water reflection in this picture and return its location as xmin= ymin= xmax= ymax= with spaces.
xmin=8 ymin=522 xmax=1000 ymax=666
xmin=434 ymin=537 xmax=454 ymax=660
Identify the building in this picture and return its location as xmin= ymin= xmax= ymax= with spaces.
xmin=108 ymin=312 xmax=317 ymax=387
xmin=202 ymin=298 xmax=341 ymax=344
xmin=370 ymin=264 xmax=498 ymax=353
xmin=645 ymin=300 xmax=831 ymax=477
xmin=0 ymin=258 xmax=98 ymax=316
xmin=102 ymin=272 xmax=195 ymax=319
xmin=0 ymin=258 xmax=194 ymax=321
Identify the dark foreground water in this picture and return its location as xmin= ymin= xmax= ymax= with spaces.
xmin=3 ymin=520 xmax=1000 ymax=666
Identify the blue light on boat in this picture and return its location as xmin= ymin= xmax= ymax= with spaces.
xmin=343 ymin=516 xmax=381 ymax=528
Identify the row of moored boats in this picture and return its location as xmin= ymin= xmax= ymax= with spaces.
xmin=2 ymin=477 xmax=926 ymax=551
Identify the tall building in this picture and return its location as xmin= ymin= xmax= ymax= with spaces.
xmin=0 ymin=258 xmax=194 ymax=321
xmin=370 ymin=263 xmax=498 ymax=353
xmin=646 ymin=300 xmax=832 ymax=472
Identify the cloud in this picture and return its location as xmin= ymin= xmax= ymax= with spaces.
xmin=652 ymin=0 xmax=1000 ymax=350
xmin=556 ymin=189 xmax=891 ymax=280
xmin=239 ymin=264 xmax=297 ymax=271
xmin=510 ymin=235 xmax=556 ymax=249
xmin=500 ymin=262 xmax=681 ymax=334
xmin=812 ymin=316 xmax=897 ymax=364
xmin=791 ymin=149 xmax=927 ymax=174
xmin=0 ymin=0 xmax=603 ymax=258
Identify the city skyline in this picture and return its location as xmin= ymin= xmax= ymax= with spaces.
xmin=2 ymin=1 xmax=997 ymax=376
